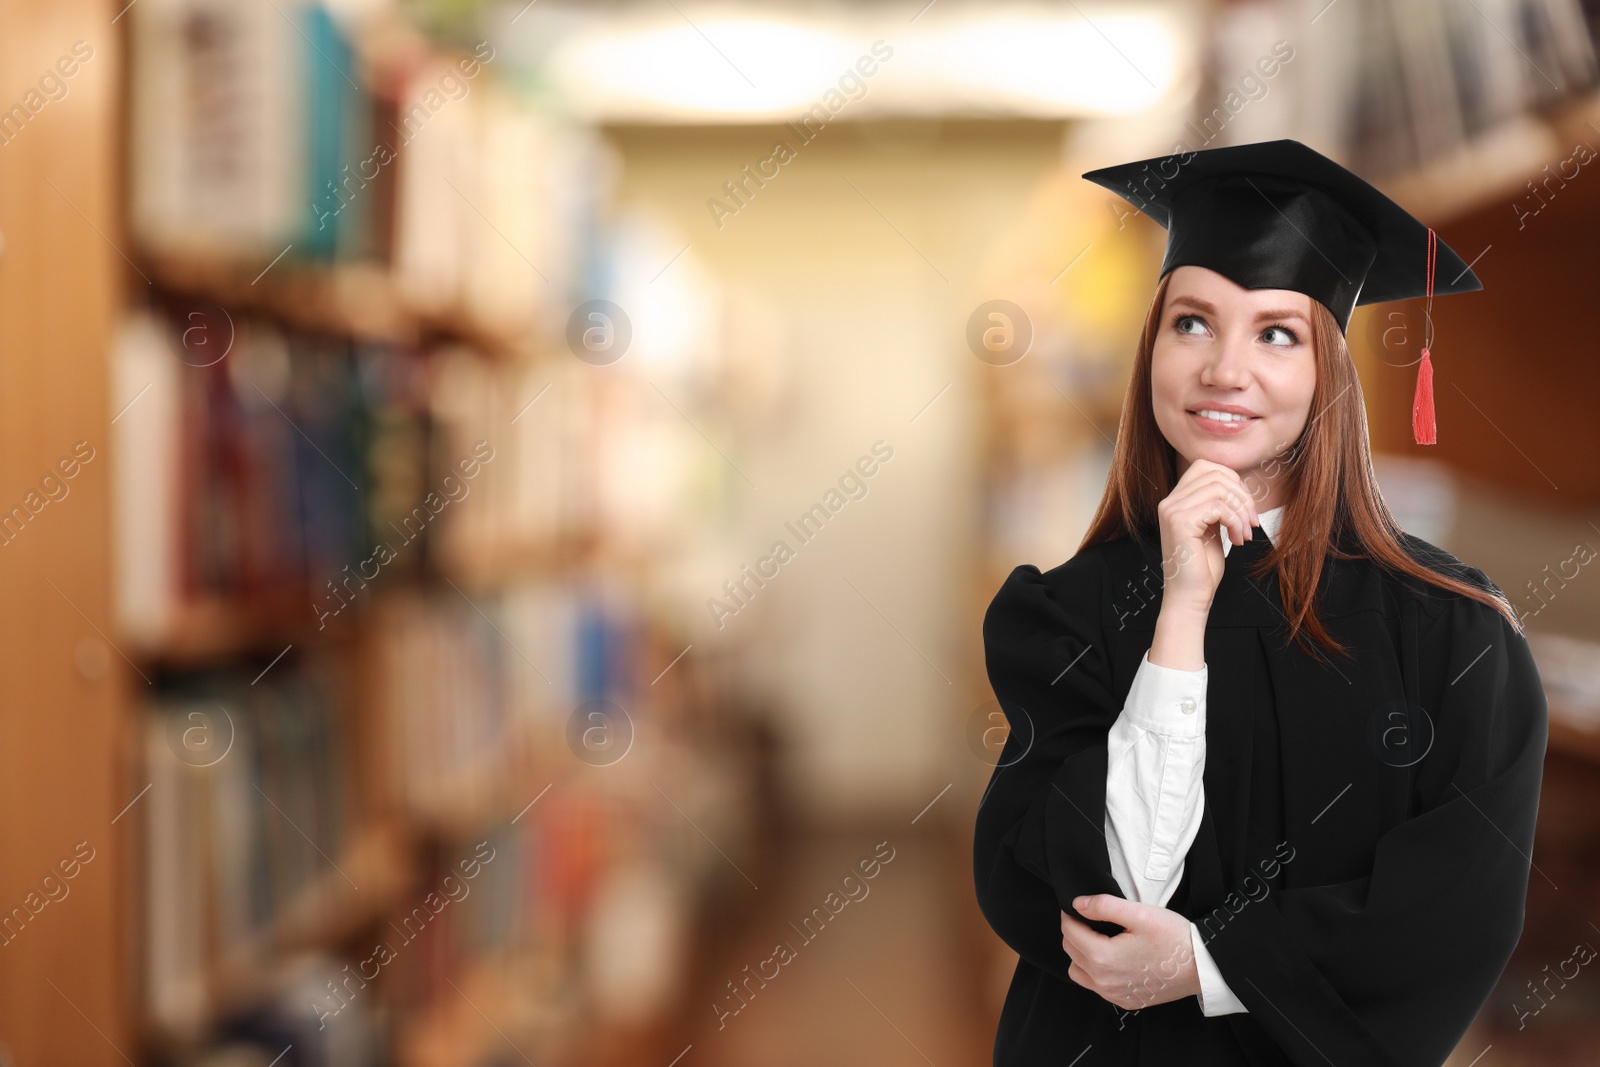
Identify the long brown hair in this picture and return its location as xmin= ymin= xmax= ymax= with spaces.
xmin=1078 ymin=271 xmax=1519 ymax=661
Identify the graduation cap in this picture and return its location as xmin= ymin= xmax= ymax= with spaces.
xmin=1081 ymin=139 xmax=1482 ymax=445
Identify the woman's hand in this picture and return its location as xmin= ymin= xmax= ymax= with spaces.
xmin=1059 ymin=895 xmax=1201 ymax=1010
xmin=1156 ymin=458 xmax=1259 ymax=617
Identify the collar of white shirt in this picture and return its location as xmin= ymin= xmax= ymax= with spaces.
xmin=1220 ymin=504 xmax=1285 ymax=558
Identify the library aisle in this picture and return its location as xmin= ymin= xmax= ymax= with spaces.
xmin=4 ymin=0 xmax=1600 ymax=1065
xmin=677 ymin=825 xmax=993 ymax=1067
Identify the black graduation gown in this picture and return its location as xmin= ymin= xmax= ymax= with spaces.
xmin=972 ymin=523 xmax=1548 ymax=1067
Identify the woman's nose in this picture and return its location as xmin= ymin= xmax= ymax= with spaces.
xmin=1201 ymin=338 xmax=1251 ymax=388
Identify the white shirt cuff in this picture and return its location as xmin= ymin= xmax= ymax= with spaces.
xmin=1121 ymin=650 xmax=1207 ymax=738
xmin=1190 ymin=921 xmax=1248 ymax=1015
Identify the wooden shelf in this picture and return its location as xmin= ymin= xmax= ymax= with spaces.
xmin=1377 ymin=87 xmax=1600 ymax=225
xmin=264 ymin=820 xmax=406 ymax=948
xmin=128 ymin=594 xmax=355 ymax=668
xmin=1548 ymin=699 xmax=1600 ymax=767
xmin=1380 ymin=115 xmax=1560 ymax=225
xmin=0 ymin=2 xmax=127 ymax=1063
xmin=139 ymin=249 xmax=540 ymax=359
xmin=125 ymin=538 xmax=591 ymax=667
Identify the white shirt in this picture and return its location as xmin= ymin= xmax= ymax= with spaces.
xmin=1103 ymin=504 xmax=1286 ymax=1017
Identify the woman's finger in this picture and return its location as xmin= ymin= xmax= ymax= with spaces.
xmin=1165 ymin=470 xmax=1254 ymax=526
xmin=1175 ymin=491 xmax=1247 ymax=546
xmin=1169 ymin=476 xmax=1257 ymax=544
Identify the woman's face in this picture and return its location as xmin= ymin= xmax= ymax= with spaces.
xmin=1150 ymin=265 xmax=1319 ymax=511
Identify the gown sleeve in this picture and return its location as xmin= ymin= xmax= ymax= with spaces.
xmin=1198 ymin=581 xmax=1549 ymax=1066
xmin=973 ymin=556 xmax=1129 ymax=982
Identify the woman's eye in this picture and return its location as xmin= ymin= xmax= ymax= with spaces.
xmin=1174 ymin=314 xmax=1206 ymax=335
xmin=1262 ymin=324 xmax=1300 ymax=346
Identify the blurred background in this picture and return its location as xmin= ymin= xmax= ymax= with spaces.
xmin=4 ymin=0 xmax=1600 ymax=1064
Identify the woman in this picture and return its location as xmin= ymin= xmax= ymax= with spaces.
xmin=973 ymin=140 xmax=1548 ymax=1066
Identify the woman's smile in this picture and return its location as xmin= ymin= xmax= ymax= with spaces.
xmin=1186 ymin=407 xmax=1262 ymax=436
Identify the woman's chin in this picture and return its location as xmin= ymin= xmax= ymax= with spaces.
xmin=1187 ymin=439 xmax=1255 ymax=463
xmin=1180 ymin=439 xmax=1273 ymax=476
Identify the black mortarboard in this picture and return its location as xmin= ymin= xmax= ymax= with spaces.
xmin=1081 ymin=139 xmax=1484 ymax=444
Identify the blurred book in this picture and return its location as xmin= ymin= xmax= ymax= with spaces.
xmin=143 ymin=654 xmax=349 ymax=1038
xmin=129 ymin=0 xmax=313 ymax=259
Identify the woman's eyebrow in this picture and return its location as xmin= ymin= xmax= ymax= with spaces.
xmin=1169 ymin=295 xmax=1308 ymax=324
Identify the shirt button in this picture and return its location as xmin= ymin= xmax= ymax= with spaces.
xmin=1179 ymin=697 xmax=1197 ymax=715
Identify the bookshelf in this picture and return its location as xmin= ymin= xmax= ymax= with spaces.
xmin=2 ymin=2 xmax=774 ymax=1066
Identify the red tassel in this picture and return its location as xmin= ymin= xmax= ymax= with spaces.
xmin=1412 ymin=227 xmax=1439 ymax=445
xmin=1412 ymin=346 xmax=1436 ymax=445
